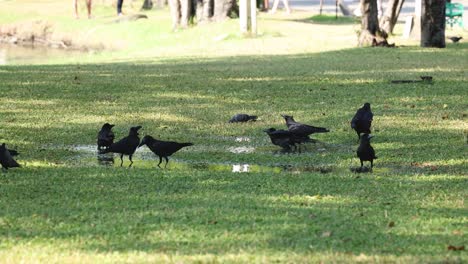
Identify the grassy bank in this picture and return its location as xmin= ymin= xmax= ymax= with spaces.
xmin=1 ymin=44 xmax=467 ymax=262
xmin=0 ymin=0 xmax=434 ymax=64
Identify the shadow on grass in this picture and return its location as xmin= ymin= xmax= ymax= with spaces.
xmin=0 ymin=46 xmax=466 ymax=258
xmin=0 ymin=167 xmax=465 ymax=256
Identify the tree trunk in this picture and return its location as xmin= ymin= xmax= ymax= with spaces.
xmin=196 ymin=0 xmax=213 ymax=22
xmin=421 ymin=0 xmax=446 ymax=47
xmin=141 ymin=0 xmax=153 ymax=10
xmin=379 ymin=0 xmax=405 ymax=34
xmin=213 ymin=0 xmax=236 ymax=21
xmin=358 ymin=0 xmax=381 ymax=46
xmin=169 ymin=0 xmax=192 ymax=29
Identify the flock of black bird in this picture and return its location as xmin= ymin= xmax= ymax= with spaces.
xmin=1 ymin=103 xmax=376 ymax=172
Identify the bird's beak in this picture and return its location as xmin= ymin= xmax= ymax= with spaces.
xmin=110 ymin=124 xmax=115 ymax=128
xmin=138 ymin=142 xmax=144 ymax=148
xmin=368 ymin=134 xmax=374 ymax=139
xmin=280 ymin=114 xmax=286 ymax=118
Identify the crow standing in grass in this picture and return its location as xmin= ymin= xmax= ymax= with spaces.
xmin=351 ymin=103 xmax=373 ymax=142
xmin=138 ymin=135 xmax=193 ymax=168
xmin=97 ymin=123 xmax=115 ymax=151
xmin=448 ymin=36 xmax=462 ymax=43
xmin=0 ymin=143 xmax=20 ymax=170
xmin=357 ymin=133 xmax=377 ymax=171
xmin=264 ymin=128 xmax=296 ymax=151
xmin=228 ymin=114 xmax=258 ymax=123
xmin=101 ymin=126 xmax=142 ymax=167
xmin=281 ymin=114 xmax=329 ymax=143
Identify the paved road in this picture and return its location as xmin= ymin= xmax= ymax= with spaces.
xmin=269 ymin=0 xmax=468 ymax=20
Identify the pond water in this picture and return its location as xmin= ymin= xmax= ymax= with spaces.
xmin=0 ymin=44 xmax=92 ymax=65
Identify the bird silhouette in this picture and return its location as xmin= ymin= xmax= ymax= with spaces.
xmin=97 ymin=123 xmax=115 ymax=152
xmin=448 ymin=36 xmax=462 ymax=43
xmin=351 ymin=103 xmax=373 ymax=142
xmin=281 ymin=114 xmax=329 ymax=143
xmin=357 ymin=134 xmax=377 ymax=171
xmin=264 ymin=128 xmax=295 ymax=151
xmin=228 ymin=114 xmax=258 ymax=123
xmin=101 ymin=126 xmax=142 ymax=167
xmin=138 ymin=135 xmax=193 ymax=168
xmin=0 ymin=143 xmax=20 ymax=170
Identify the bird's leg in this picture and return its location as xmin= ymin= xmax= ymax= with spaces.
xmin=128 ymin=155 xmax=133 ymax=168
xmin=356 ymin=132 xmax=360 ymax=143
xmin=157 ymin=156 xmax=163 ymax=168
xmin=120 ymin=154 xmax=124 ymax=167
xmin=370 ymin=160 xmax=373 ymax=172
xmin=360 ymin=160 xmax=364 ymax=170
xmin=164 ymin=157 xmax=169 ymax=168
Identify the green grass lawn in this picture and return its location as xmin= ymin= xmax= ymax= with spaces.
xmin=1 ymin=1 xmax=467 ymax=263
xmin=1 ymin=46 xmax=467 ymax=263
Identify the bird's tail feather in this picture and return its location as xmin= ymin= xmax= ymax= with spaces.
xmin=8 ymin=149 xmax=19 ymax=156
xmin=181 ymin=143 xmax=194 ymax=147
xmin=249 ymin=115 xmax=258 ymax=121
xmin=313 ymin=127 xmax=330 ymax=133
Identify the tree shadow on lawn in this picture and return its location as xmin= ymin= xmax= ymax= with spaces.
xmin=0 ymin=44 xmax=467 ymax=174
xmin=0 ymin=167 xmax=465 ymax=256
xmin=0 ymin=47 xmax=466 ymax=257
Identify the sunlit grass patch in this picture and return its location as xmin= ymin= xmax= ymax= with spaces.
xmin=308 ymin=15 xmax=358 ymax=25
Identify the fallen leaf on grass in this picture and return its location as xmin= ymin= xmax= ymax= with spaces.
xmin=447 ymin=245 xmax=465 ymax=251
xmin=321 ymin=231 xmax=332 ymax=238
xmin=388 ymin=221 xmax=395 ymax=227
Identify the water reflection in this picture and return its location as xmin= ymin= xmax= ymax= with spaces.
xmin=228 ymin=146 xmax=256 ymax=154
xmin=97 ymin=154 xmax=114 ymax=166
xmin=232 ymin=164 xmax=250 ymax=173
xmin=0 ymin=44 xmax=90 ymax=65
xmin=66 ymin=144 xmax=333 ymax=174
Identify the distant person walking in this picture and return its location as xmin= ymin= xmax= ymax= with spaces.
xmin=117 ymin=0 xmax=124 ymax=16
xmin=74 ymin=0 xmax=92 ymax=19
xmin=270 ymin=0 xmax=291 ymax=14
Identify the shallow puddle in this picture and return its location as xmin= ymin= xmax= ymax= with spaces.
xmin=65 ymin=144 xmax=333 ymax=174
xmin=228 ymin=146 xmax=256 ymax=154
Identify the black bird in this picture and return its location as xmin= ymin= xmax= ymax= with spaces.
xmin=228 ymin=114 xmax=258 ymax=123
xmin=351 ymin=103 xmax=373 ymax=142
xmin=281 ymin=114 xmax=329 ymax=143
xmin=0 ymin=143 xmax=20 ymax=170
xmin=448 ymin=36 xmax=462 ymax=43
xmin=138 ymin=135 xmax=193 ymax=168
xmin=264 ymin=128 xmax=296 ymax=151
xmin=97 ymin=123 xmax=115 ymax=151
xmin=356 ymin=134 xmax=377 ymax=171
xmin=7 ymin=148 xmax=19 ymax=156
xmin=101 ymin=126 xmax=142 ymax=167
